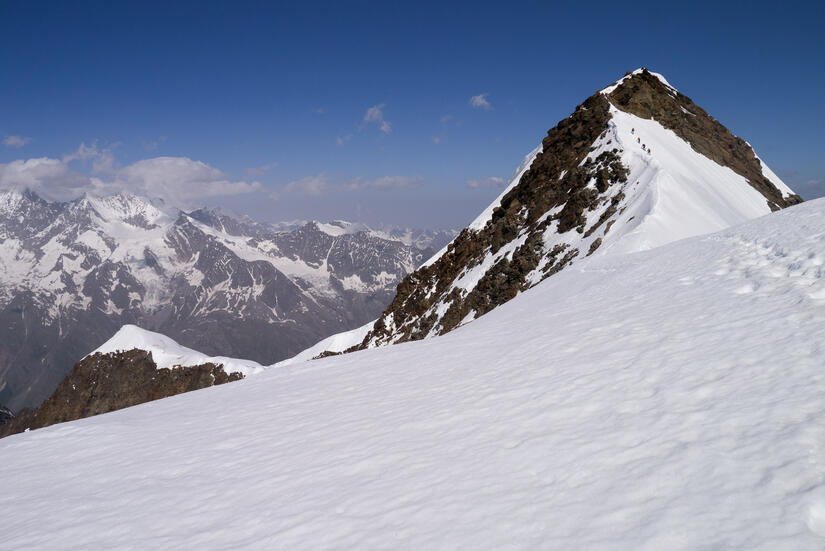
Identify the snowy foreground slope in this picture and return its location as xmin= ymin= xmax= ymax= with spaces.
xmin=3 ymin=199 xmax=825 ymax=549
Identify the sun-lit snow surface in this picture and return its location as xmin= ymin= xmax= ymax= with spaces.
xmin=91 ymin=324 xmax=264 ymax=376
xmin=3 ymin=199 xmax=825 ymax=549
xmin=600 ymin=67 xmax=677 ymax=95
xmin=274 ymin=320 xmax=373 ymax=367
xmin=593 ymin=106 xmax=774 ymax=255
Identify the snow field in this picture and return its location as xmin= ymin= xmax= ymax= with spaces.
xmin=2 ymin=199 xmax=825 ymax=549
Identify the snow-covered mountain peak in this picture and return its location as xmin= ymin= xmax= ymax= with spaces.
xmin=334 ymin=68 xmax=803 ymax=352
xmin=0 ymin=188 xmax=50 ymax=215
xmin=600 ymin=67 xmax=676 ymax=95
xmin=0 ymin=189 xmax=25 ymax=212
xmin=313 ymin=220 xmax=369 ymax=236
xmin=91 ymin=324 xmax=264 ymax=376
xmin=84 ymin=192 xmax=175 ymax=226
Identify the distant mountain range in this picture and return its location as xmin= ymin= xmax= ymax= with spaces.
xmin=0 ymin=190 xmax=456 ymax=410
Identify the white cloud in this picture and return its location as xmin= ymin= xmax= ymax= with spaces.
xmin=143 ymin=136 xmax=167 ymax=152
xmin=0 ymin=149 xmax=261 ymax=207
xmin=0 ymin=157 xmax=91 ymax=200
xmin=467 ymin=176 xmax=505 ymax=189
xmin=114 ymin=157 xmax=261 ymax=205
xmin=337 ymin=134 xmax=353 ymax=146
xmin=470 ymin=93 xmax=493 ymax=110
xmin=285 ymin=174 xmax=329 ymax=196
xmin=315 ymin=107 xmax=325 ymax=115
xmin=364 ymin=104 xmax=392 ymax=134
xmin=432 ymin=136 xmax=441 ymax=144
xmin=62 ymin=142 xmax=118 ymax=174
xmin=346 ymin=176 xmax=420 ymax=192
xmin=62 ymin=142 xmax=101 ymax=163
xmin=2 ymin=135 xmax=32 ymax=148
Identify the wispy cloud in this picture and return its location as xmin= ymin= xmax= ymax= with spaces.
xmin=62 ymin=142 xmax=118 ymax=174
xmin=315 ymin=107 xmax=326 ymax=115
xmin=244 ymin=162 xmax=278 ymax=177
xmin=277 ymin=174 xmax=420 ymax=196
xmin=467 ymin=176 xmax=505 ymax=189
xmin=346 ymin=176 xmax=420 ymax=192
xmin=2 ymin=135 xmax=32 ymax=148
xmin=143 ymin=136 xmax=167 ymax=152
xmin=432 ymin=136 xmax=441 ymax=144
xmin=285 ymin=174 xmax=329 ymax=196
xmin=364 ymin=103 xmax=392 ymax=134
xmin=469 ymin=93 xmax=493 ymax=110
xmin=337 ymin=134 xmax=353 ymax=146
xmin=800 ymin=178 xmax=825 ymax=198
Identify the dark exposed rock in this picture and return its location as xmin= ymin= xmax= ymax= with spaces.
xmin=0 ymin=349 xmax=242 ymax=439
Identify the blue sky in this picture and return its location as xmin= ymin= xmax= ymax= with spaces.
xmin=0 ymin=1 xmax=822 ymax=228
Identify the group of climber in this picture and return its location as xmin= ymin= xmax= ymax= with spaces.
xmin=630 ymin=127 xmax=651 ymax=154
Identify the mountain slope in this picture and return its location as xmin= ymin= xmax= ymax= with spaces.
xmin=0 ymin=193 xmax=443 ymax=410
xmin=351 ymin=68 xmax=801 ymax=350
xmin=1 ymin=198 xmax=823 ymax=549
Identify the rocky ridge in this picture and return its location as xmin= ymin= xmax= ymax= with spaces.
xmin=347 ymin=68 xmax=802 ymax=350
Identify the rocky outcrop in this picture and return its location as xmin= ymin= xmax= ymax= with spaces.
xmin=0 ymin=349 xmax=242 ymax=438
